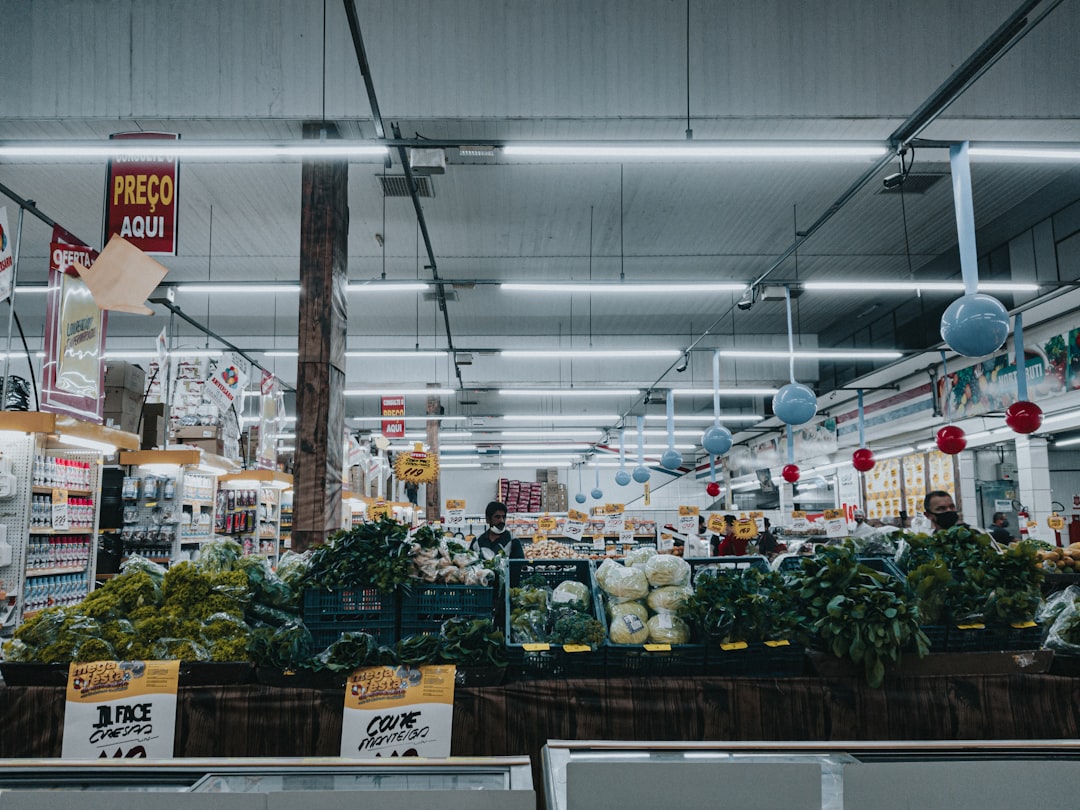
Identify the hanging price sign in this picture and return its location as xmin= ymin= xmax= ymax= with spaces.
xmin=823 ymin=508 xmax=847 ymax=538
xmin=394 ymin=444 xmax=440 ymax=484
xmin=537 ymin=515 xmax=558 ymax=533
xmin=678 ymin=505 xmax=699 ymax=535
xmin=707 ymin=512 xmax=727 ymax=534
xmin=563 ymin=520 xmax=585 ymax=541
xmin=52 ymin=488 xmax=69 ymax=531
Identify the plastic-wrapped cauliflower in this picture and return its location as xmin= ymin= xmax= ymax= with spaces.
xmin=647 ymin=613 xmax=691 ymax=645
xmin=551 ymin=579 xmax=592 ymax=611
xmin=608 ymin=606 xmax=650 ymax=645
xmin=595 ymin=558 xmax=621 ymax=591
xmin=624 ymin=546 xmax=657 ymax=569
xmin=647 ymin=584 xmax=692 ymax=614
xmin=644 ymin=553 xmax=691 ymax=587
xmin=608 ymin=600 xmax=648 ymax=624
xmin=600 ymin=564 xmax=649 ymax=601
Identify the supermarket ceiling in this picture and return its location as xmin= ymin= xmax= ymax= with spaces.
xmin=2 ymin=0 xmax=1080 ymax=459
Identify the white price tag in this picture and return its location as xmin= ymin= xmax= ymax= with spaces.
xmin=619 ymin=528 xmax=636 ymax=544
xmin=592 ymin=535 xmax=606 ymax=551
xmin=563 ymin=521 xmax=585 ymax=541
xmin=604 ymin=513 xmax=623 ymax=534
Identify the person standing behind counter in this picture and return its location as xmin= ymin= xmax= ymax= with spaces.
xmin=469 ymin=500 xmax=526 ymax=560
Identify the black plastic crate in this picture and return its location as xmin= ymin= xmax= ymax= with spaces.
xmin=946 ymin=623 xmax=1001 ymax=653
xmin=400 ymin=584 xmax=496 ymax=637
xmin=706 ymin=640 xmax=807 ymax=677
xmin=999 ymin=621 xmax=1043 ymax=651
xmin=505 ymin=559 xmax=605 ymax=680
xmin=918 ymin=624 xmax=949 ymax=652
xmin=605 ymin=643 xmax=707 ymax=677
xmin=302 ymin=587 xmax=399 ymax=648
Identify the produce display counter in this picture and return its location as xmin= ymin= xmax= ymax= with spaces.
xmin=2 ymin=673 xmax=1079 ymax=804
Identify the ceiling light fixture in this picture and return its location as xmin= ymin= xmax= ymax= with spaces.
xmin=501 ymin=282 xmax=746 ymax=294
xmin=349 ymin=416 xmax=468 ymax=423
xmin=642 ymin=414 xmax=763 ymax=423
xmin=0 ymin=141 xmax=389 ymax=160
xmin=968 ymin=143 xmax=1080 ymax=161
xmin=175 ymin=284 xmax=300 ymax=294
xmin=345 ymin=388 xmax=455 ymax=396
xmin=1053 ymin=436 xmax=1080 ymax=448
xmin=347 ymin=282 xmax=430 ymax=292
xmin=669 ymin=387 xmax=778 ymax=396
xmin=501 ymin=142 xmax=888 ymax=160
xmin=802 ymin=281 xmax=1039 ymax=293
xmin=718 ymin=349 xmax=903 ymax=360
xmin=500 ymin=349 xmax=680 ymax=359
xmin=501 ymin=414 xmax=620 ymax=423
xmin=497 ymin=389 xmax=641 ymax=397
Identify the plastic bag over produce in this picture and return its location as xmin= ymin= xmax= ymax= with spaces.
xmin=599 ymin=564 xmax=649 ymax=601
xmin=647 ymin=584 xmax=692 ymax=614
xmin=647 ymin=613 xmax=691 ymax=645
xmin=551 ymin=580 xmax=592 ymax=611
xmin=644 ymin=553 xmax=691 ymax=587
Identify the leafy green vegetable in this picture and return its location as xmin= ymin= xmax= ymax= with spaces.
xmin=437 ymin=617 xmax=508 ymax=668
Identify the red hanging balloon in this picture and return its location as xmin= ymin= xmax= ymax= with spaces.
xmin=706 ymin=481 xmax=721 ymax=497
xmin=1005 ymin=400 xmax=1043 ymax=434
xmin=781 ymin=464 xmax=800 ymax=483
xmin=936 ymin=425 xmax=967 ymax=455
xmin=852 ymin=447 xmax=876 ymax=472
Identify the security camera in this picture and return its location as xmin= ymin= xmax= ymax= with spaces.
xmin=675 ymin=352 xmax=689 ymax=373
xmin=736 ymin=287 xmax=756 ymax=311
xmin=882 ymin=172 xmax=905 ymax=190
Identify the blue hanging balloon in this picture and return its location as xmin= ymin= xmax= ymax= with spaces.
xmin=590 ymin=487 xmax=603 ymax=500
xmin=701 ymin=424 xmax=733 ymax=456
xmin=574 ymin=492 xmax=587 ymax=504
xmin=940 ymin=293 xmax=1010 ymax=358
xmin=773 ymin=382 xmax=818 ymax=426
xmin=632 ymin=465 xmax=651 ymax=483
xmin=660 ymin=448 xmax=682 ymax=470
xmin=614 ymin=469 xmax=631 ymax=486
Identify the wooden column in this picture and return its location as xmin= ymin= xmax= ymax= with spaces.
xmin=292 ymin=122 xmax=348 ymax=552
xmin=425 ymin=390 xmax=441 ymax=522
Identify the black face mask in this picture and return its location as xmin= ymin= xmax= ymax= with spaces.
xmin=935 ymin=510 xmax=960 ymax=530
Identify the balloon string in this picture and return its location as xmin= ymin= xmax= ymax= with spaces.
xmin=857 ymin=388 xmax=866 ymax=449
xmin=949 ymin=141 xmax=980 ymax=297
xmin=618 ymin=429 xmax=627 ymax=469
xmin=786 ymin=425 xmax=794 ymax=465
xmin=940 ymin=350 xmax=952 ymax=424
xmin=709 ymin=453 xmax=717 ymax=483
xmin=1015 ymin=312 xmax=1028 ymax=401
xmin=666 ymin=389 xmax=676 ymax=450
xmin=712 ymin=349 xmax=721 ymax=427
xmin=594 ymin=462 xmax=600 ymax=490
xmin=784 ymin=286 xmax=796 ymax=384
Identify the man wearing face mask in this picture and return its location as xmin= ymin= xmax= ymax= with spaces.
xmin=469 ymin=500 xmax=526 ymax=560
xmin=923 ymin=490 xmax=967 ymax=532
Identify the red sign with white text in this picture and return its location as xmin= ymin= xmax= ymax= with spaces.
xmin=381 ymin=395 xmax=405 ymax=439
xmin=103 ymin=132 xmax=179 ymax=255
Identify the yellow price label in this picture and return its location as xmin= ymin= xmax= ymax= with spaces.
xmin=791 ymin=510 xmax=807 ymax=519
xmin=562 ymin=644 xmax=592 ymax=653
xmin=719 ymin=641 xmax=749 ymax=651
xmin=678 ymin=505 xmax=700 ymax=517
xmin=643 ymin=643 xmax=672 ymax=652
xmin=568 ymin=509 xmax=588 ymax=522
xmin=644 ymin=481 xmax=650 ymax=506
xmin=1048 ymin=515 xmax=1066 ymax=530
xmin=764 ymin=640 xmax=791 ymax=648
xmin=955 ymin=623 xmax=986 ymax=630
xmin=445 ymin=499 xmax=465 ymax=510
xmin=624 ymin=520 xmax=636 ymax=531
xmin=532 ymin=534 xmax=545 ymax=544
xmin=605 ymin=503 xmax=625 ymax=514
xmin=522 ymin=643 xmax=550 ymax=652
xmin=823 ymin=508 xmax=843 ymax=520
xmin=734 ymin=519 xmax=758 ymax=540
xmin=52 ymin=487 xmax=68 ymax=504
xmin=537 ymin=515 xmax=557 ymax=532
xmin=1011 ymin=621 xmax=1037 ymax=629
xmin=707 ymin=513 xmax=727 ymax=534
xmin=748 ymin=511 xmax=764 ymax=520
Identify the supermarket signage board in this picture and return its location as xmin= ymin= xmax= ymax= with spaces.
xmin=61 ymin=660 xmax=180 ymax=758
xmin=340 ymin=665 xmax=455 ymax=758
xmin=103 ymin=132 xmax=180 ymax=255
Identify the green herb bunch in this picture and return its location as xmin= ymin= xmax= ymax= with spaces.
xmin=680 ymin=568 xmax=799 ymax=645
xmin=300 ymin=517 xmax=415 ymax=594
xmin=797 ymin=543 xmax=928 ymax=688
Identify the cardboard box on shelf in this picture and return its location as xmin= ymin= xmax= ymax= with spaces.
xmin=104 ymin=360 xmax=146 ymax=393
xmin=171 ymin=425 xmax=222 ymax=441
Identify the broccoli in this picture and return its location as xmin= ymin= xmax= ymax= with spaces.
xmin=73 ymin=637 xmax=116 ymax=662
xmin=552 ymin=612 xmax=606 ymax=647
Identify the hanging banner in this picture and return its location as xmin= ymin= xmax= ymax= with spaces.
xmin=256 ymin=370 xmax=279 ymax=470
xmin=340 ymin=665 xmax=456 ymax=758
xmin=381 ymin=395 xmax=405 ymax=439
xmin=103 ymin=132 xmax=180 ymax=255
xmin=0 ymin=207 xmax=13 ymax=303
xmin=61 ymin=660 xmax=180 ymax=759
xmin=41 ymin=231 xmax=107 ymax=421
xmin=203 ymin=351 xmax=250 ymax=417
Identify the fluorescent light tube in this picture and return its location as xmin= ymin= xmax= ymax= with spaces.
xmin=499 ymin=430 xmax=602 ymax=438
xmin=669 ymin=387 xmax=778 ymax=396
xmin=501 ymin=349 xmax=681 ymax=358
xmin=497 ymin=389 xmax=640 ymax=397
xmin=345 ymin=388 xmax=455 ymax=396
xmin=802 ymin=281 xmax=1039 ymax=293
xmin=643 ymin=414 xmax=763 ymax=423
xmin=0 ymin=141 xmax=388 ymax=160
xmin=348 ymin=282 xmax=429 ymax=292
xmin=876 ymin=446 xmax=916 ymax=460
xmin=501 ymin=282 xmax=745 ymax=294
xmin=1054 ymin=436 xmax=1080 ymax=448
xmin=501 ymin=414 xmax=620 ymax=422
xmin=969 ymin=144 xmax=1080 ymax=161
xmin=176 ymin=284 xmax=300 ymax=294
xmin=350 ymin=415 xmax=468 ymax=423
xmin=502 ymin=142 xmax=887 ymax=159
xmin=718 ymin=349 xmax=902 ymax=360
xmin=347 ymin=350 xmax=448 ymax=358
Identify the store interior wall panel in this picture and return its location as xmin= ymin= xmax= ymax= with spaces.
xmin=0 ymin=794 xmax=266 ymax=810
xmin=267 ymin=790 xmax=534 ymax=810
